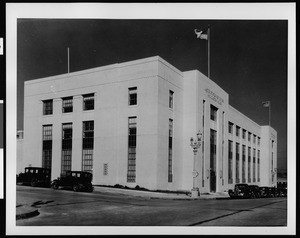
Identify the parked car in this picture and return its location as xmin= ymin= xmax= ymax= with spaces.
xmin=228 ymin=184 xmax=255 ymax=199
xmin=260 ymin=186 xmax=271 ymax=198
xmin=248 ymin=185 xmax=261 ymax=198
xmin=51 ymin=171 xmax=94 ymax=192
xmin=16 ymin=167 xmax=51 ymax=187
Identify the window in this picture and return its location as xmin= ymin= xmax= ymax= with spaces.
xmin=42 ymin=125 xmax=52 ymax=169
xmin=103 ymin=163 xmax=108 ymax=176
xmin=82 ymin=121 xmax=94 ymax=173
xmin=169 ymin=90 xmax=174 ymax=109
xmin=228 ymin=140 xmax=233 ymax=184
xmin=253 ymin=135 xmax=256 ymax=144
xmin=83 ymin=93 xmax=94 ymax=110
xmin=62 ymin=97 xmax=73 ymax=113
xmin=248 ymin=147 xmax=251 ymax=182
xmin=43 ymin=100 xmax=53 ymax=115
xmin=228 ymin=122 xmax=233 ymax=134
xmin=235 ymin=143 xmax=240 ymax=183
xmin=258 ymin=137 xmax=261 ymax=146
xmin=61 ymin=123 xmax=72 ymax=176
xmin=128 ymin=87 xmax=137 ymax=106
xmin=242 ymin=145 xmax=246 ymax=183
xmin=168 ymin=119 xmax=173 ymax=182
xmin=236 ymin=126 xmax=240 ymax=137
xmin=253 ymin=148 xmax=256 ymax=182
xmin=210 ymin=105 xmax=218 ymax=121
xmin=248 ymin=132 xmax=251 ymax=142
xmin=127 ymin=117 xmax=137 ymax=182
xmin=257 ymin=150 xmax=260 ymax=182
xmin=242 ymin=129 xmax=246 ymax=139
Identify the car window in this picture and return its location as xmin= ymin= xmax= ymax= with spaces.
xmin=25 ymin=169 xmax=29 ymax=173
xmin=77 ymin=174 xmax=80 ymax=178
xmin=72 ymin=172 xmax=76 ymax=177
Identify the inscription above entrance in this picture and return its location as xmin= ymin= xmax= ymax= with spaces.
xmin=205 ymin=88 xmax=224 ymax=105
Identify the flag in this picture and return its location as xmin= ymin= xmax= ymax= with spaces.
xmin=194 ymin=29 xmax=208 ymax=40
xmin=262 ymin=101 xmax=270 ymax=107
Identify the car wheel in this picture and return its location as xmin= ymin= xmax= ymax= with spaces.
xmin=73 ymin=184 xmax=80 ymax=192
xmin=31 ymin=179 xmax=38 ymax=187
xmin=51 ymin=182 xmax=59 ymax=190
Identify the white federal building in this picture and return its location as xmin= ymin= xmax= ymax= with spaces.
xmin=21 ymin=56 xmax=277 ymax=193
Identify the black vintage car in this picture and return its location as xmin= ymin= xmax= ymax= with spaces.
xmin=248 ymin=185 xmax=261 ymax=198
xmin=269 ymin=187 xmax=277 ymax=197
xmin=17 ymin=167 xmax=51 ymax=187
xmin=228 ymin=183 xmax=255 ymax=199
xmin=51 ymin=171 xmax=94 ymax=192
xmin=260 ymin=186 xmax=271 ymax=198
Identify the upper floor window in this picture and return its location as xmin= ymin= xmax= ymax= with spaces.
xmin=253 ymin=135 xmax=256 ymax=144
xmin=236 ymin=126 xmax=240 ymax=137
xmin=128 ymin=87 xmax=137 ymax=106
xmin=248 ymin=132 xmax=251 ymax=142
xmin=62 ymin=97 xmax=73 ymax=113
xmin=43 ymin=99 xmax=53 ymax=115
xmin=242 ymin=129 xmax=246 ymax=139
xmin=83 ymin=93 xmax=94 ymax=111
xmin=210 ymin=105 xmax=218 ymax=121
xmin=228 ymin=122 xmax=233 ymax=134
xmin=258 ymin=137 xmax=261 ymax=145
xmin=169 ymin=90 xmax=174 ymax=109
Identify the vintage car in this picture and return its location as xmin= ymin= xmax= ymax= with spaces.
xmin=248 ymin=185 xmax=261 ymax=198
xmin=51 ymin=171 xmax=94 ymax=192
xmin=277 ymin=188 xmax=287 ymax=197
xmin=260 ymin=186 xmax=271 ymax=198
xmin=228 ymin=183 xmax=255 ymax=199
xmin=269 ymin=187 xmax=278 ymax=197
xmin=16 ymin=167 xmax=51 ymax=187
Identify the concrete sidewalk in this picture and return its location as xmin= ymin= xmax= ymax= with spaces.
xmin=16 ymin=186 xmax=230 ymax=220
xmin=93 ymin=186 xmax=230 ymax=200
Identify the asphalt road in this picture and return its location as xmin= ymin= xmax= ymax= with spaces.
xmin=16 ymin=185 xmax=287 ymax=227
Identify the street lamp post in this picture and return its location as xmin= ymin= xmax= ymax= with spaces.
xmin=190 ymin=131 xmax=202 ymax=198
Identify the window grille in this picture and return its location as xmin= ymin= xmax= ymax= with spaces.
xmin=248 ymin=147 xmax=251 ymax=182
xmin=103 ymin=163 xmax=108 ymax=175
xmin=235 ymin=143 xmax=240 ymax=183
xmin=83 ymin=93 xmax=95 ymax=110
xmin=61 ymin=123 xmax=72 ymax=176
xmin=169 ymin=90 xmax=174 ymax=109
xmin=128 ymin=87 xmax=137 ymax=106
xmin=127 ymin=117 xmax=137 ymax=182
xmin=228 ymin=140 xmax=233 ymax=184
xmin=62 ymin=97 xmax=73 ymax=113
xmin=42 ymin=125 xmax=52 ymax=169
xmin=82 ymin=121 xmax=94 ymax=173
xmin=43 ymin=100 xmax=53 ymax=115
xmin=168 ymin=119 xmax=173 ymax=182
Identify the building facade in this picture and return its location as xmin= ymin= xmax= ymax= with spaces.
xmin=21 ymin=56 xmax=277 ymax=193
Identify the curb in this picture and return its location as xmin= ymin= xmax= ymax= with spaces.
xmin=16 ymin=205 xmax=40 ymax=220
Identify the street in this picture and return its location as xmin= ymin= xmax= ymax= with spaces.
xmin=16 ymin=185 xmax=287 ymax=226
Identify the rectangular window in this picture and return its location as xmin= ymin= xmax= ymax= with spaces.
xmin=169 ymin=90 xmax=174 ymax=109
xmin=258 ymin=137 xmax=261 ymax=146
xmin=210 ymin=129 xmax=217 ymax=192
xmin=253 ymin=135 xmax=256 ymax=144
xmin=236 ymin=126 xmax=240 ymax=137
xmin=248 ymin=132 xmax=251 ymax=142
xmin=210 ymin=105 xmax=218 ymax=121
xmin=62 ymin=97 xmax=73 ymax=113
xmin=83 ymin=93 xmax=94 ymax=110
xmin=253 ymin=148 xmax=256 ymax=182
xmin=128 ymin=87 xmax=137 ymax=106
xmin=242 ymin=145 xmax=246 ymax=183
xmin=228 ymin=122 xmax=233 ymax=134
xmin=127 ymin=117 xmax=137 ymax=182
xmin=61 ymin=123 xmax=72 ymax=176
xmin=235 ymin=143 xmax=240 ymax=183
xmin=228 ymin=140 xmax=233 ymax=184
xmin=82 ymin=121 xmax=94 ymax=173
xmin=242 ymin=129 xmax=246 ymax=139
xmin=248 ymin=147 xmax=251 ymax=182
xmin=42 ymin=125 xmax=52 ymax=169
xmin=257 ymin=150 xmax=260 ymax=182
xmin=43 ymin=99 xmax=53 ymax=115
xmin=168 ymin=119 xmax=173 ymax=182
xmin=103 ymin=163 xmax=108 ymax=175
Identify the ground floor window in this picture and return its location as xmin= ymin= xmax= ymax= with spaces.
xmin=127 ymin=117 xmax=137 ymax=182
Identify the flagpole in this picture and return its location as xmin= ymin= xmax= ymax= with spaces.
xmin=67 ymin=47 xmax=70 ymax=74
xmin=208 ymin=25 xmax=210 ymax=79
xmin=269 ymin=101 xmax=271 ymax=127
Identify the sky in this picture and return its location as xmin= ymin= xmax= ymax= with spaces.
xmin=16 ymin=18 xmax=288 ymax=172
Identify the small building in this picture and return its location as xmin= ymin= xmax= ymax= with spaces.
xmin=21 ymin=56 xmax=277 ymax=193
